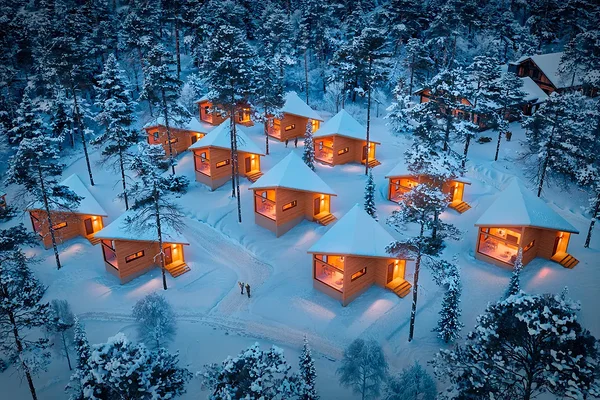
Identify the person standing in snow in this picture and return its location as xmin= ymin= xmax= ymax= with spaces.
xmin=245 ymin=283 xmax=251 ymax=298
xmin=506 ymin=131 xmax=512 ymax=141
xmin=294 ymin=137 xmax=298 ymax=148
xmin=238 ymin=281 xmax=244 ymax=294
xmin=285 ymin=139 xmax=289 ymax=148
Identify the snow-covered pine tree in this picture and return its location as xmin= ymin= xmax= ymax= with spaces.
xmin=402 ymin=37 xmax=432 ymax=96
xmin=78 ymin=333 xmax=191 ymax=399
xmin=125 ymin=143 xmax=188 ymax=290
xmin=202 ymin=342 xmax=295 ymax=399
xmin=491 ymin=71 xmax=526 ymax=162
xmin=433 ymin=293 xmax=600 ymax=400
xmin=0 ymin=225 xmax=52 ymax=400
xmin=6 ymin=119 xmax=81 ymax=270
xmin=386 ymin=81 xmax=414 ymax=136
xmin=433 ymin=262 xmax=464 ymax=343
xmin=364 ymin=169 xmax=377 ymax=220
xmin=132 ymin=293 xmax=177 ymax=350
xmin=47 ymin=299 xmax=75 ymax=370
xmin=505 ymin=247 xmax=523 ymax=298
xmin=9 ymin=86 xmax=42 ymax=144
xmin=92 ymin=54 xmax=139 ymax=210
xmin=66 ymin=317 xmax=92 ymax=400
xmin=50 ymin=89 xmax=73 ymax=147
xmin=139 ymin=43 xmax=190 ymax=175
xmin=303 ymin=121 xmax=315 ymax=171
xmin=560 ymin=30 xmax=600 ymax=91
xmin=298 ymin=336 xmax=319 ymax=400
xmin=385 ymin=362 xmax=436 ymax=400
xmin=387 ymin=183 xmax=451 ymax=342
xmin=203 ymin=19 xmax=258 ymax=223
xmin=337 ymin=338 xmax=388 ymax=400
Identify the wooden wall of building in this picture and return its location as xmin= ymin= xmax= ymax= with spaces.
xmin=276 ymin=113 xmax=309 ymax=141
xmin=146 ymin=126 xmax=205 ymax=156
xmin=275 ymin=188 xmax=309 ymax=227
xmin=31 ymin=210 xmax=104 ymax=249
xmin=341 ymin=256 xmax=377 ymax=304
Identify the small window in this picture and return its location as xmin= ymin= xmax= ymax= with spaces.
xmin=338 ymin=147 xmax=349 ymax=155
xmin=52 ymin=222 xmax=67 ymax=230
xmin=165 ymin=137 xmax=178 ymax=144
xmin=351 ymin=268 xmax=367 ymax=281
xmin=282 ymin=200 xmax=297 ymax=211
xmin=191 ymin=135 xmax=198 ymax=144
xmin=125 ymin=250 xmax=144 ymax=263
xmin=311 ymin=119 xmax=320 ymax=132
xmin=523 ymin=240 xmax=535 ymax=252
xmin=102 ymin=239 xmax=116 ymax=250
xmin=216 ymin=159 xmax=230 ymax=168
xmin=284 ymin=124 xmax=296 ymax=132
xmin=153 ymin=132 xmax=159 ymax=141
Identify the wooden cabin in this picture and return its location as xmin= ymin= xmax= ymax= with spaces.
xmin=416 ymin=75 xmax=548 ymax=130
xmin=94 ymin=212 xmax=190 ymax=283
xmin=508 ymin=52 xmax=595 ymax=96
xmin=475 ymin=180 xmax=579 ymax=269
xmin=385 ymin=163 xmax=472 ymax=213
xmin=27 ymin=174 xmax=108 ymax=248
xmin=144 ymin=116 xmax=211 ymax=157
xmin=196 ymin=96 xmax=253 ymax=127
xmin=249 ymin=152 xmax=337 ymax=237
xmin=308 ymin=204 xmax=411 ymax=306
xmin=313 ymin=110 xmax=381 ymax=168
xmin=266 ymin=92 xmax=323 ymax=142
xmin=189 ymin=120 xmax=264 ymax=190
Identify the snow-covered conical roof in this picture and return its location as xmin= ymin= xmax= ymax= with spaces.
xmin=279 ymin=92 xmax=323 ymax=121
xmin=94 ymin=211 xmax=189 ymax=244
xmin=143 ymin=115 xmax=211 ymax=133
xmin=475 ymin=179 xmax=578 ymax=233
xmin=30 ymin=174 xmax=108 ymax=216
xmin=249 ymin=152 xmax=336 ymax=195
xmin=189 ymin=120 xmax=264 ymax=155
xmin=313 ymin=109 xmax=377 ymax=142
xmin=512 ymin=52 xmax=581 ymax=89
xmin=308 ymin=204 xmax=396 ymax=257
xmin=384 ymin=162 xmax=471 ymax=184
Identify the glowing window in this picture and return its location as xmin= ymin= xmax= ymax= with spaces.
xmin=351 ymin=268 xmax=367 ymax=281
xmin=282 ymin=200 xmax=297 ymax=211
xmin=52 ymin=222 xmax=67 ymax=230
xmin=338 ymin=147 xmax=349 ymax=155
xmin=125 ymin=250 xmax=144 ymax=263
xmin=216 ymin=159 xmax=230 ymax=168
xmin=284 ymin=124 xmax=296 ymax=132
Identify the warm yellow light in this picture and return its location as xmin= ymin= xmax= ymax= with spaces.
xmin=93 ymin=216 xmax=98 ymax=221
xmin=251 ymin=154 xmax=255 ymax=160
xmin=321 ymin=195 xmax=325 ymax=200
xmin=172 ymin=244 xmax=177 ymax=248
xmin=395 ymin=260 xmax=399 ymax=265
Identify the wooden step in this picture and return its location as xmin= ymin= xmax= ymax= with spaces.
xmin=87 ymin=236 xmax=101 ymax=246
xmin=167 ymin=263 xmax=190 ymax=278
xmin=560 ymin=255 xmax=579 ymax=269
xmin=386 ymin=280 xmax=412 ymax=298
xmin=317 ymin=214 xmax=336 ymax=226
xmin=449 ymin=201 xmax=471 ymax=214
xmin=246 ymin=171 xmax=263 ymax=183
xmin=367 ymin=159 xmax=381 ymax=168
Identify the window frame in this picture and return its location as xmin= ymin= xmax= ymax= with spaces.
xmin=337 ymin=147 xmax=349 ymax=155
xmin=101 ymin=240 xmax=118 ymax=270
xmin=52 ymin=221 xmax=67 ymax=230
xmin=284 ymin=124 xmax=296 ymax=132
xmin=216 ymin=159 xmax=230 ymax=168
xmin=125 ymin=250 xmax=145 ymax=263
xmin=165 ymin=137 xmax=178 ymax=144
xmin=351 ymin=268 xmax=367 ymax=282
xmin=282 ymin=200 xmax=297 ymax=211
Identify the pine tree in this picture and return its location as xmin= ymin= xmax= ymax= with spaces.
xmin=92 ymin=54 xmax=139 ymax=210
xmin=9 ymin=86 xmax=42 ymax=144
xmin=0 ymin=225 xmax=52 ymax=400
xmin=66 ymin=317 xmax=92 ymax=400
xmin=492 ymin=72 xmax=526 ymax=162
xmin=132 ymin=293 xmax=177 ymax=350
xmin=139 ymin=44 xmax=190 ymax=175
xmin=433 ymin=262 xmax=463 ymax=343
xmin=386 ymin=81 xmax=414 ymax=136
xmin=76 ymin=333 xmax=191 ymax=399
xmin=337 ymin=339 xmax=388 ymax=400
xmin=402 ymin=38 xmax=432 ymax=96
xmin=364 ymin=169 xmax=377 ymax=220
xmin=560 ymin=30 xmax=600 ymax=90
xmin=202 ymin=342 xmax=295 ymax=399
xmin=49 ymin=89 xmax=73 ymax=147
xmin=505 ymin=247 xmax=523 ymax=298
xmin=433 ymin=293 xmax=600 ymax=399
xmin=385 ymin=362 xmax=436 ymax=400
xmin=6 ymin=118 xmax=81 ymax=270
xmin=302 ymin=121 xmax=315 ymax=171
xmin=125 ymin=143 xmax=189 ymax=290
xmin=298 ymin=336 xmax=319 ymax=400
xmin=47 ymin=299 xmax=75 ymax=370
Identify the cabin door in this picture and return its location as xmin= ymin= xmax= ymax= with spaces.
xmin=449 ymin=185 xmax=456 ymax=202
xmin=245 ymin=156 xmax=252 ymax=173
xmin=552 ymin=236 xmax=561 ymax=256
xmin=164 ymin=246 xmax=173 ymax=265
xmin=313 ymin=197 xmax=320 ymax=216
xmin=362 ymin=145 xmax=368 ymax=161
xmin=84 ymin=218 xmax=94 ymax=235
xmin=387 ymin=262 xmax=401 ymax=283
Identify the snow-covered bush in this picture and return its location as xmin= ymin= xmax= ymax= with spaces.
xmin=132 ymin=292 xmax=177 ymax=350
xmin=385 ymin=362 xmax=436 ymax=400
xmin=337 ymin=339 xmax=388 ymax=400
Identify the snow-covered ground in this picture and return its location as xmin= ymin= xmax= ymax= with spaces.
xmin=2 ymin=110 xmax=599 ymax=399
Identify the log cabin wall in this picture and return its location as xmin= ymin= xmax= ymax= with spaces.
xmin=332 ymin=136 xmax=363 ymax=165
xmin=342 ymin=255 xmax=378 ymax=305
xmin=521 ymin=227 xmax=539 ymax=266
xmin=146 ymin=126 xmax=204 ymax=156
xmin=31 ymin=210 xmax=104 ymax=249
xmin=278 ymin=114 xmax=309 ymax=141
xmin=275 ymin=188 xmax=308 ymax=227
xmin=112 ymin=240 xmax=161 ymax=283
xmin=198 ymin=101 xmax=228 ymax=125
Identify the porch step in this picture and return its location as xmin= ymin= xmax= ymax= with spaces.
xmin=247 ymin=171 xmax=264 ymax=182
xmin=167 ymin=263 xmax=191 ymax=278
xmin=87 ymin=236 xmax=101 ymax=246
xmin=450 ymin=201 xmax=471 ymax=214
xmin=317 ymin=214 xmax=336 ymax=226
xmin=552 ymin=253 xmax=579 ymax=269
xmin=387 ymin=280 xmax=412 ymax=298
xmin=367 ymin=159 xmax=381 ymax=168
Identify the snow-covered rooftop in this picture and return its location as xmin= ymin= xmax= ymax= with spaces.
xmin=94 ymin=211 xmax=189 ymax=244
xmin=188 ymin=120 xmax=264 ymax=155
xmin=143 ymin=116 xmax=212 ymax=133
xmin=521 ymin=76 xmax=549 ymax=103
xmin=30 ymin=174 xmax=108 ymax=216
xmin=513 ymin=52 xmax=582 ymax=89
xmin=249 ymin=152 xmax=336 ymax=195
xmin=194 ymin=95 xmax=209 ymax=104
xmin=384 ymin=162 xmax=471 ymax=184
xmin=313 ymin=109 xmax=378 ymax=142
xmin=308 ymin=204 xmax=396 ymax=257
xmin=279 ymin=92 xmax=323 ymax=121
xmin=475 ymin=179 xmax=579 ymax=233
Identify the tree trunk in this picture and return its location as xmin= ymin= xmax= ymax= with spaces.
xmin=462 ymin=135 xmax=471 ymax=168
xmin=408 ymin=54 xmax=415 ymax=96
xmin=494 ymin=105 xmax=507 ymax=162
xmin=537 ymin=111 xmax=559 ymax=197
xmin=8 ymin=310 xmax=38 ymax=400
xmin=304 ymin=49 xmax=309 ymax=104
xmin=118 ymin=146 xmax=129 ymax=210
xmin=153 ymin=184 xmax=168 ymax=290
xmin=408 ymin=221 xmax=425 ymax=342
xmin=61 ymin=331 xmax=72 ymax=370
xmin=229 ymin=105 xmax=237 ymax=199
xmin=72 ymin=87 xmax=94 ymax=186
xmin=264 ymin=115 xmax=270 ymax=155
xmin=584 ymin=191 xmax=600 ymax=248
xmin=365 ymin=59 xmax=372 ymax=176
xmin=175 ymin=19 xmax=181 ymax=79
xmin=38 ymin=164 xmax=62 ymax=270
xmin=161 ymin=88 xmax=176 ymax=175
xmin=233 ymin=120 xmax=242 ymax=223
